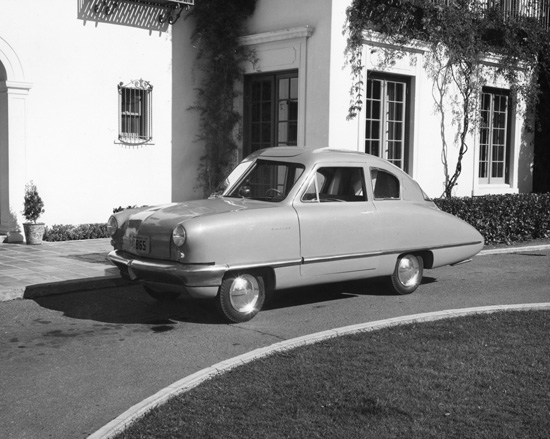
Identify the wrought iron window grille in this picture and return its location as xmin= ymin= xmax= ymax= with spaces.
xmin=118 ymin=79 xmax=153 ymax=145
xmin=94 ymin=0 xmax=193 ymax=24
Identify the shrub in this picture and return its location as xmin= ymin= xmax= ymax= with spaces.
xmin=23 ymin=181 xmax=45 ymax=224
xmin=434 ymin=193 xmax=550 ymax=245
xmin=43 ymin=223 xmax=110 ymax=242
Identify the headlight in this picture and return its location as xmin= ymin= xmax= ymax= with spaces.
xmin=172 ymin=224 xmax=187 ymax=247
xmin=107 ymin=216 xmax=118 ymax=236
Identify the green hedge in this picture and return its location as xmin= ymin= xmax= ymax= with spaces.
xmin=43 ymin=223 xmax=110 ymax=242
xmin=41 ymin=194 xmax=550 ymax=245
xmin=434 ymin=193 xmax=550 ymax=245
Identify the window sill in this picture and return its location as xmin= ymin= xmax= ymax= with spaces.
xmin=114 ymin=140 xmax=155 ymax=147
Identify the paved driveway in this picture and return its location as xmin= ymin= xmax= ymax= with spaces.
xmin=0 ymin=248 xmax=549 ymax=438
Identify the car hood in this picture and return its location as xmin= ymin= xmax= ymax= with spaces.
xmin=128 ymin=197 xmax=274 ymax=231
xmin=119 ymin=198 xmax=278 ymax=259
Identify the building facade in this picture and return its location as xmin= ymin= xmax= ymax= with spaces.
xmin=238 ymin=0 xmax=535 ymax=198
xmin=0 ymin=0 xmax=536 ymax=237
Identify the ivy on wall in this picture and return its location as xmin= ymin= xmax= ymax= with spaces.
xmin=187 ymin=0 xmax=257 ymax=197
xmin=344 ymin=0 xmax=550 ymax=197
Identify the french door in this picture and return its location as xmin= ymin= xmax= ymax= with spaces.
xmin=365 ymin=73 xmax=411 ymax=172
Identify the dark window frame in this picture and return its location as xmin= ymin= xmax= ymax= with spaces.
xmin=243 ymin=70 xmax=298 ymax=156
xmin=365 ymin=72 xmax=412 ymax=174
xmin=478 ymin=87 xmax=512 ymax=185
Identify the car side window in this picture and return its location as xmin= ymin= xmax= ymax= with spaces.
xmin=371 ymin=168 xmax=400 ymax=200
xmin=302 ymin=167 xmax=367 ymax=202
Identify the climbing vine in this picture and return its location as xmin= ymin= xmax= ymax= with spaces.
xmin=187 ymin=0 xmax=257 ymax=197
xmin=344 ymin=0 xmax=550 ymax=197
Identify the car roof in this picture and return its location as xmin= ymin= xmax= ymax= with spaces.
xmin=252 ymin=147 xmax=403 ymax=173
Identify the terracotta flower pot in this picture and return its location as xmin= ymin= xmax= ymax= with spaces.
xmin=23 ymin=223 xmax=45 ymax=245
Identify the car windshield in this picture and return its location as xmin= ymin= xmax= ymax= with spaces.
xmin=211 ymin=161 xmax=254 ymax=197
xmin=221 ymin=159 xmax=305 ymax=202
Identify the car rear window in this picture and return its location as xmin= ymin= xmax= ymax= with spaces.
xmin=371 ymin=168 xmax=400 ymax=200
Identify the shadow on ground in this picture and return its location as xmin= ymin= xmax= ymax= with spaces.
xmin=32 ymin=276 xmax=438 ymax=328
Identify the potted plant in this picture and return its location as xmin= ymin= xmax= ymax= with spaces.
xmin=22 ymin=181 xmax=45 ymax=245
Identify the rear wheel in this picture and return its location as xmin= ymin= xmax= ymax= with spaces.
xmin=217 ymin=272 xmax=265 ymax=323
xmin=144 ymin=286 xmax=181 ymax=301
xmin=390 ymin=254 xmax=423 ymax=295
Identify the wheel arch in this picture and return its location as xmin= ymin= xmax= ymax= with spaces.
xmin=404 ymin=250 xmax=433 ymax=269
xmin=223 ymin=266 xmax=276 ymax=291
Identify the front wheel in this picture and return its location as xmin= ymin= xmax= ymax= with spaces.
xmin=217 ymin=272 xmax=265 ymax=323
xmin=390 ymin=254 xmax=423 ymax=295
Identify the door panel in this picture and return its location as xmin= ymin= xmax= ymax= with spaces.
xmin=293 ymin=165 xmax=381 ymax=277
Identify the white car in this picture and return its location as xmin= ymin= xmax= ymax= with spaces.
xmin=108 ymin=147 xmax=484 ymax=322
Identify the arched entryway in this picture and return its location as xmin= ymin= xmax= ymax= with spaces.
xmin=0 ymin=37 xmax=32 ymax=236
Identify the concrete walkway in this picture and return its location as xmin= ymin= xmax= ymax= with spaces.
xmin=1 ymin=237 xmax=549 ymax=303
xmin=0 ymin=237 xmax=128 ymax=302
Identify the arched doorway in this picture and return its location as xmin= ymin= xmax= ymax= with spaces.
xmin=0 ymin=38 xmax=32 ymax=236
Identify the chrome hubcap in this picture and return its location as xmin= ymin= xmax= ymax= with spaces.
xmin=397 ymin=255 xmax=421 ymax=287
xmin=229 ymin=274 xmax=260 ymax=313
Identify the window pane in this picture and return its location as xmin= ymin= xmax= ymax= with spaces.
xmin=279 ymin=78 xmax=289 ymax=100
xmin=278 ymin=122 xmax=288 ymax=145
xmin=371 ymin=168 xmax=400 ymax=199
xmin=290 ymin=77 xmax=298 ymax=99
xmin=262 ymin=81 xmax=271 ymax=100
xmin=252 ymin=82 xmax=262 ymax=101
xmin=279 ymin=101 xmax=288 ymax=121
xmin=289 ymin=101 xmax=298 ymax=121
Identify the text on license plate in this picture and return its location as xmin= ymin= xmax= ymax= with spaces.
xmin=131 ymin=235 xmax=150 ymax=254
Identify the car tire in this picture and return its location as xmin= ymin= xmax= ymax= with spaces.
xmin=144 ymin=286 xmax=181 ymax=301
xmin=390 ymin=254 xmax=423 ymax=295
xmin=217 ymin=272 xmax=265 ymax=323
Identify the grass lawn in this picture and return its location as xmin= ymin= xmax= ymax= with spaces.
xmin=115 ymin=310 xmax=550 ymax=439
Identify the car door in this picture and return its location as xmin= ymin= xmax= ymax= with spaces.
xmin=293 ymin=165 xmax=381 ymax=277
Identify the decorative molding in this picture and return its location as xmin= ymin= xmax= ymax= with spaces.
xmin=238 ymin=26 xmax=314 ymax=46
xmin=0 ymin=81 xmax=33 ymax=94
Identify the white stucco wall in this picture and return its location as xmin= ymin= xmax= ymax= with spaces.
xmin=0 ymin=0 xmax=174 ymax=228
xmin=243 ymin=0 xmax=333 ymax=149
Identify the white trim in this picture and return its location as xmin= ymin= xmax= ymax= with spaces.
xmin=0 ymin=37 xmax=26 ymax=82
xmin=238 ymin=26 xmax=314 ymax=46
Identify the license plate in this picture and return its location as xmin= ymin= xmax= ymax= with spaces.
xmin=131 ymin=235 xmax=150 ymax=255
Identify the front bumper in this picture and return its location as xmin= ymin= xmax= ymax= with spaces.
xmin=108 ymin=250 xmax=227 ymax=289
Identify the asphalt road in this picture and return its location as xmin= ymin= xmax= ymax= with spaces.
xmin=1 ymin=249 xmax=549 ymax=439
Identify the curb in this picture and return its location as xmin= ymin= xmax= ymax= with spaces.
xmin=23 ymin=276 xmax=133 ymax=300
xmin=0 ymin=276 xmax=133 ymax=302
xmin=87 ymin=302 xmax=550 ymax=439
xmin=479 ymin=243 xmax=550 ymax=255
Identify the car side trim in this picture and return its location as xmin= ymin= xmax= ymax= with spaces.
xmin=228 ymin=259 xmax=302 ymax=271
xmin=301 ymin=241 xmax=483 ymax=265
